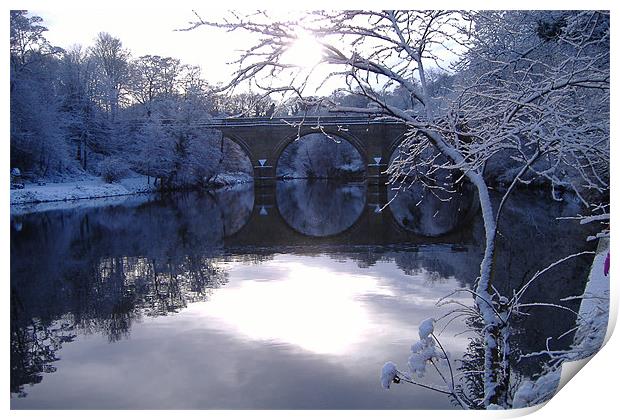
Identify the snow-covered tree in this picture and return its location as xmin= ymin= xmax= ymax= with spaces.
xmin=90 ymin=32 xmax=131 ymax=120
xmin=57 ymin=44 xmax=106 ymax=170
xmin=128 ymin=55 xmax=184 ymax=116
xmin=10 ymin=11 xmax=71 ymax=177
xmin=131 ymin=116 xmax=223 ymax=189
xmin=210 ymin=91 xmax=275 ymax=117
xmin=11 ymin=11 xmax=243 ymax=188
xmin=10 ymin=10 xmax=61 ymax=86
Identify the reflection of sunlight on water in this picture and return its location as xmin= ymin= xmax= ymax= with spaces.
xmin=194 ymin=260 xmax=394 ymax=355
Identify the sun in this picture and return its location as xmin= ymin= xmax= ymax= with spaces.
xmin=282 ymin=31 xmax=324 ymax=69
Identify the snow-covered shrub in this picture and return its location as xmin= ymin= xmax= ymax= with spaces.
xmin=512 ymin=369 xmax=561 ymax=408
xmin=208 ymin=172 xmax=253 ymax=188
xmin=408 ymin=319 xmax=446 ymax=378
xmin=379 ymin=318 xmax=468 ymax=408
xmin=98 ymin=157 xmax=130 ymax=183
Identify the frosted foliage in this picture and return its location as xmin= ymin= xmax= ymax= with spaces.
xmin=10 ymin=12 xmax=245 ymax=186
xmin=418 ymin=318 xmax=435 ymax=339
xmin=381 ymin=362 xmax=398 ymax=389
xmin=408 ymin=336 xmax=442 ymax=378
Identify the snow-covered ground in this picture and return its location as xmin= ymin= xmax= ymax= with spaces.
xmin=11 ymin=176 xmax=156 ymax=205
xmin=571 ymin=237 xmax=610 ymax=356
xmin=207 ymin=172 xmax=253 ymax=187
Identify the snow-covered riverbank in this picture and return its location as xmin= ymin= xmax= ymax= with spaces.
xmin=11 ymin=177 xmax=156 ymax=204
xmin=10 ymin=173 xmax=253 ymax=214
xmin=511 ymin=237 xmax=610 ymax=408
xmin=570 ymin=237 xmax=610 ymax=357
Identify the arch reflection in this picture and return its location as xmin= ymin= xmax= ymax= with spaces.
xmin=388 ymin=182 xmax=476 ymax=237
xmin=276 ymin=180 xmax=367 ymax=237
xmin=212 ymin=185 xmax=254 ymax=237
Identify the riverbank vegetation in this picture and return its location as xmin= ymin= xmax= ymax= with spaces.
xmin=10 ymin=11 xmax=257 ymax=190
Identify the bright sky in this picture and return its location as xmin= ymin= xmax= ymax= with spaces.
xmin=27 ymin=6 xmax=342 ymax=96
xmin=20 ymin=0 xmax=598 ymax=91
xmin=30 ymin=8 xmax=251 ymax=86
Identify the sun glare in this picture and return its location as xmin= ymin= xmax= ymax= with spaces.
xmin=193 ymin=259 xmax=394 ymax=355
xmin=282 ymin=31 xmax=324 ymax=69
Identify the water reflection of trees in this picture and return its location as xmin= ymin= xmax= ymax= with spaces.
xmin=11 ymin=254 xmax=229 ymax=396
xmin=329 ymin=246 xmax=483 ymax=290
xmin=10 ymin=307 xmax=76 ymax=398
xmin=73 ymin=256 xmax=229 ymax=340
xmin=10 ymin=188 xmax=258 ymax=397
xmin=276 ymin=180 xmax=366 ymax=236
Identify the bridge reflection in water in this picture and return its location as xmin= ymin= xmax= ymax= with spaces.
xmin=223 ymin=180 xmax=478 ymax=249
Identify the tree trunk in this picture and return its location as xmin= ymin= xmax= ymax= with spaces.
xmin=423 ymin=128 xmax=508 ymax=407
xmin=469 ymin=174 xmax=509 ymax=407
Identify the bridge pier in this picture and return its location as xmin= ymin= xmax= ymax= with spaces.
xmin=367 ymin=183 xmax=389 ymax=209
xmin=367 ymin=162 xmax=388 ymax=185
xmin=254 ymin=164 xmax=277 ymax=187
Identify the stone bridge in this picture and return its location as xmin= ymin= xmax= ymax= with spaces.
xmin=207 ymin=116 xmax=409 ymax=184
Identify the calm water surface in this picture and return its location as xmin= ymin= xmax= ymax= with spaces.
xmin=10 ymin=180 xmax=595 ymax=409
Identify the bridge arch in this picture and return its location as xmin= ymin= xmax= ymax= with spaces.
xmin=213 ymin=117 xmax=411 ymax=184
xmin=217 ymin=133 xmax=256 ymax=176
xmin=386 ymin=130 xmax=418 ymax=164
xmin=272 ymin=128 xmax=369 ymax=177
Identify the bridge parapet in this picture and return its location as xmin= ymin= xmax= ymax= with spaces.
xmin=207 ymin=115 xmax=408 ymax=128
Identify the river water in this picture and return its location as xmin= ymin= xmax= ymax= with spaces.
xmin=10 ymin=180 xmax=596 ymax=409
